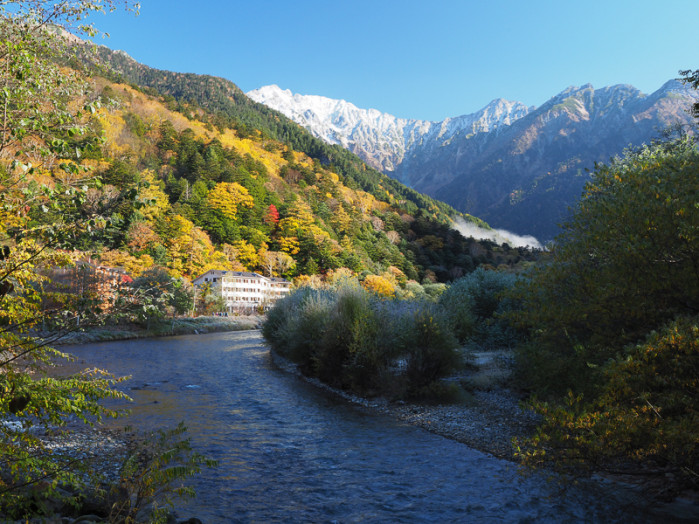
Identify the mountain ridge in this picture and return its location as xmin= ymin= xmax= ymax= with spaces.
xmin=248 ymin=80 xmax=699 ymax=239
xmin=247 ymin=84 xmax=533 ymax=172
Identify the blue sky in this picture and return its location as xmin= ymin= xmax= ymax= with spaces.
xmin=90 ymin=0 xmax=699 ymax=121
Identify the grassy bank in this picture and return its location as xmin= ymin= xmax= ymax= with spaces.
xmin=53 ymin=315 xmax=262 ymax=345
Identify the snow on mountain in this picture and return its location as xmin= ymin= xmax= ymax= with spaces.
xmin=248 ymin=81 xmax=699 ymax=240
xmin=247 ymin=85 xmax=531 ymax=172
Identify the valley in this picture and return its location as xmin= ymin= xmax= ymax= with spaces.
xmin=1 ymin=3 xmax=697 ymax=521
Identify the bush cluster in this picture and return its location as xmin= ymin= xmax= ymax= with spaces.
xmin=263 ymin=269 xmax=526 ymax=400
xmin=438 ymin=267 xmax=521 ymax=349
xmin=263 ymin=281 xmax=464 ymax=398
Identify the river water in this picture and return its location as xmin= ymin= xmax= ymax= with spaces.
xmin=62 ymin=331 xmax=664 ymax=522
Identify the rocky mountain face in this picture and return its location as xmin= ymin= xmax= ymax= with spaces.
xmin=248 ymin=81 xmax=699 ymax=240
xmin=247 ymin=85 xmax=532 ymax=173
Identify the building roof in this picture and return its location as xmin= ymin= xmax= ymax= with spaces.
xmin=192 ymin=269 xmax=289 ymax=283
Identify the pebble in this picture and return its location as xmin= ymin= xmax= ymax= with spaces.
xmin=37 ymin=426 xmax=134 ymax=484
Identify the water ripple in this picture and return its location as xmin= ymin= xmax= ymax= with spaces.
xmin=64 ymin=331 xmax=663 ymax=523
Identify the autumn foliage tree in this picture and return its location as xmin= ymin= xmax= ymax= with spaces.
xmin=207 ymin=182 xmax=254 ymax=220
xmin=361 ymin=274 xmax=396 ymax=298
xmin=0 ymin=0 xmax=139 ymax=517
xmin=264 ymin=203 xmax=280 ymax=226
xmin=514 ymin=136 xmax=699 ymax=491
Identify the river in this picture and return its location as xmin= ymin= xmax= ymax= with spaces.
xmin=62 ymin=331 xmax=664 ymax=522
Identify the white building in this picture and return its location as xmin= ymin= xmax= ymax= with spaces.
xmin=192 ymin=270 xmax=291 ymax=313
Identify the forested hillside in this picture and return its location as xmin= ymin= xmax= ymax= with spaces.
xmin=46 ymin=46 xmax=535 ymax=284
xmin=86 ymin=46 xmax=472 ymax=222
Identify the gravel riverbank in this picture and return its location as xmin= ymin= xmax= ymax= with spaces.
xmin=269 ymin=349 xmax=539 ymax=460
xmin=366 ymin=390 xmax=540 ymax=459
xmin=38 ymin=426 xmax=135 ymax=484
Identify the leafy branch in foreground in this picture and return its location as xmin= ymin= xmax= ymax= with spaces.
xmin=107 ymin=423 xmax=218 ymax=523
xmin=0 ymin=1 xmax=141 ymax=519
xmin=0 ymin=197 xmax=134 ymax=517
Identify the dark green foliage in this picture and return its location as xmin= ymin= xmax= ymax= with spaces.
xmin=102 ymin=159 xmax=140 ymax=186
xmin=599 ymin=316 xmax=699 ymax=476
xmin=128 ymin=268 xmax=193 ymax=326
xmin=516 ymin=136 xmax=699 ymax=395
xmin=680 ymin=68 xmax=699 ymax=118
xmin=513 ymin=135 xmax=699 ymax=492
xmin=198 ymin=208 xmax=240 ymax=244
xmin=439 ymin=268 xmax=521 ymax=348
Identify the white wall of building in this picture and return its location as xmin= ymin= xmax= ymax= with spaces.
xmin=193 ymin=270 xmax=291 ymax=312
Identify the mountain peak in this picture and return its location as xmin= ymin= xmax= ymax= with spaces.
xmin=552 ymin=84 xmax=595 ymax=101
xmin=251 ymin=84 xmax=288 ymax=97
xmin=247 ymin=86 xmax=531 ymax=171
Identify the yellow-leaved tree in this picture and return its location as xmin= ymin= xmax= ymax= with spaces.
xmin=207 ymin=182 xmax=254 ymax=220
xmin=362 ymin=275 xmax=396 ymax=298
xmin=0 ymin=1 xmax=139 ymax=518
xmin=231 ymin=239 xmax=259 ymax=270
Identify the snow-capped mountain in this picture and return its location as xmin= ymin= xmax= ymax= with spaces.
xmin=247 ymin=85 xmax=531 ymax=172
xmin=248 ymin=81 xmax=699 ymax=240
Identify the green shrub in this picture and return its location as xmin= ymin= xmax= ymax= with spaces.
xmin=439 ymin=268 xmax=521 ymax=348
xmin=403 ymin=305 xmax=461 ymax=392
xmin=260 ymin=291 xmax=295 ymax=354
xmin=261 ymin=287 xmax=333 ymax=372
xmin=312 ymin=286 xmax=381 ymax=391
xmin=422 ymin=282 xmax=447 ymax=300
xmin=516 ymin=315 xmax=699 ymax=492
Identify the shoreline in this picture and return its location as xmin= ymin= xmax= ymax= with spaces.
xmin=269 ymin=348 xmax=699 ymax=521
xmin=268 ymin=349 xmax=539 ymax=461
xmin=49 ymin=315 xmax=263 ymax=346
